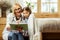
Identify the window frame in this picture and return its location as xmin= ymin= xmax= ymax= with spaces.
xmin=37 ymin=0 xmax=59 ymax=14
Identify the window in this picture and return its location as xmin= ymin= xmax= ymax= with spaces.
xmin=41 ymin=0 xmax=58 ymax=13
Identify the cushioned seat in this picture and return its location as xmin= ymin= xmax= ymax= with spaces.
xmin=40 ymin=21 xmax=60 ymax=32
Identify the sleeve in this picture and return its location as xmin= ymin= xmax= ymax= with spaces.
xmin=2 ymin=14 xmax=12 ymax=34
xmin=28 ymin=14 xmax=35 ymax=36
xmin=6 ymin=14 xmax=12 ymax=26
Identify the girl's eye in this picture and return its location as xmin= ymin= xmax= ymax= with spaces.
xmin=23 ymin=13 xmax=25 ymax=14
xmin=25 ymin=13 xmax=27 ymax=14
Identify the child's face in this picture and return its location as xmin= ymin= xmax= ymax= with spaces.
xmin=23 ymin=10 xmax=30 ymax=18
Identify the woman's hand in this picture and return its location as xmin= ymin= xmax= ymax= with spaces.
xmin=7 ymin=27 xmax=11 ymax=31
xmin=16 ymin=20 xmax=20 ymax=24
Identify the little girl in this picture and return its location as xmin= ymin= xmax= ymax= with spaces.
xmin=22 ymin=7 xmax=32 ymax=40
xmin=23 ymin=7 xmax=35 ymax=40
xmin=22 ymin=7 xmax=31 ymax=23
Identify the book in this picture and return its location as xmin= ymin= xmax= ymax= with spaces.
xmin=10 ymin=23 xmax=29 ymax=36
xmin=10 ymin=24 xmax=28 ymax=30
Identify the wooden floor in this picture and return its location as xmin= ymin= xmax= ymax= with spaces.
xmin=0 ymin=18 xmax=6 ymax=40
xmin=0 ymin=24 xmax=5 ymax=40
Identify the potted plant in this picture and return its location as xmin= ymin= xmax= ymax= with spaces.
xmin=25 ymin=1 xmax=34 ymax=9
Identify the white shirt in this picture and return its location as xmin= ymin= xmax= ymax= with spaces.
xmin=2 ymin=13 xmax=25 ymax=40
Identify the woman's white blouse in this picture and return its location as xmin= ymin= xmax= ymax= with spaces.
xmin=2 ymin=13 xmax=27 ymax=40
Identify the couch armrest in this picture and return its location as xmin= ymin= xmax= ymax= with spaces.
xmin=33 ymin=32 xmax=40 ymax=40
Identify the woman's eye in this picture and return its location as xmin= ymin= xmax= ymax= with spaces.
xmin=18 ymin=8 xmax=20 ymax=10
xmin=14 ymin=8 xmax=21 ymax=10
xmin=15 ymin=9 xmax=17 ymax=10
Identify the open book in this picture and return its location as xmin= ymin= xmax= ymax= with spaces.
xmin=10 ymin=23 xmax=28 ymax=30
xmin=10 ymin=23 xmax=29 ymax=36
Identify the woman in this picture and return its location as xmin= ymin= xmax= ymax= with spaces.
xmin=23 ymin=7 xmax=35 ymax=40
xmin=2 ymin=3 xmax=24 ymax=40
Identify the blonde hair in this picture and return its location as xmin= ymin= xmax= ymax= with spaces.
xmin=12 ymin=3 xmax=22 ymax=14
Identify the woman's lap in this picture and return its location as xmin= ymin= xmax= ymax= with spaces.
xmin=8 ymin=32 xmax=17 ymax=40
xmin=8 ymin=32 xmax=24 ymax=40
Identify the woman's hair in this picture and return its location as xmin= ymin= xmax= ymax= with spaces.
xmin=12 ymin=3 xmax=22 ymax=14
xmin=23 ymin=7 xmax=32 ymax=20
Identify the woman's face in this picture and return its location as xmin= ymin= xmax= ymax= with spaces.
xmin=14 ymin=5 xmax=22 ymax=16
xmin=23 ymin=10 xmax=30 ymax=18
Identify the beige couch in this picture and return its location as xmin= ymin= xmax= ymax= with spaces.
xmin=33 ymin=18 xmax=60 ymax=40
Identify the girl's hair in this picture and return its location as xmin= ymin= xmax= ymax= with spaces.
xmin=23 ymin=7 xmax=32 ymax=20
xmin=23 ymin=7 xmax=31 ymax=14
